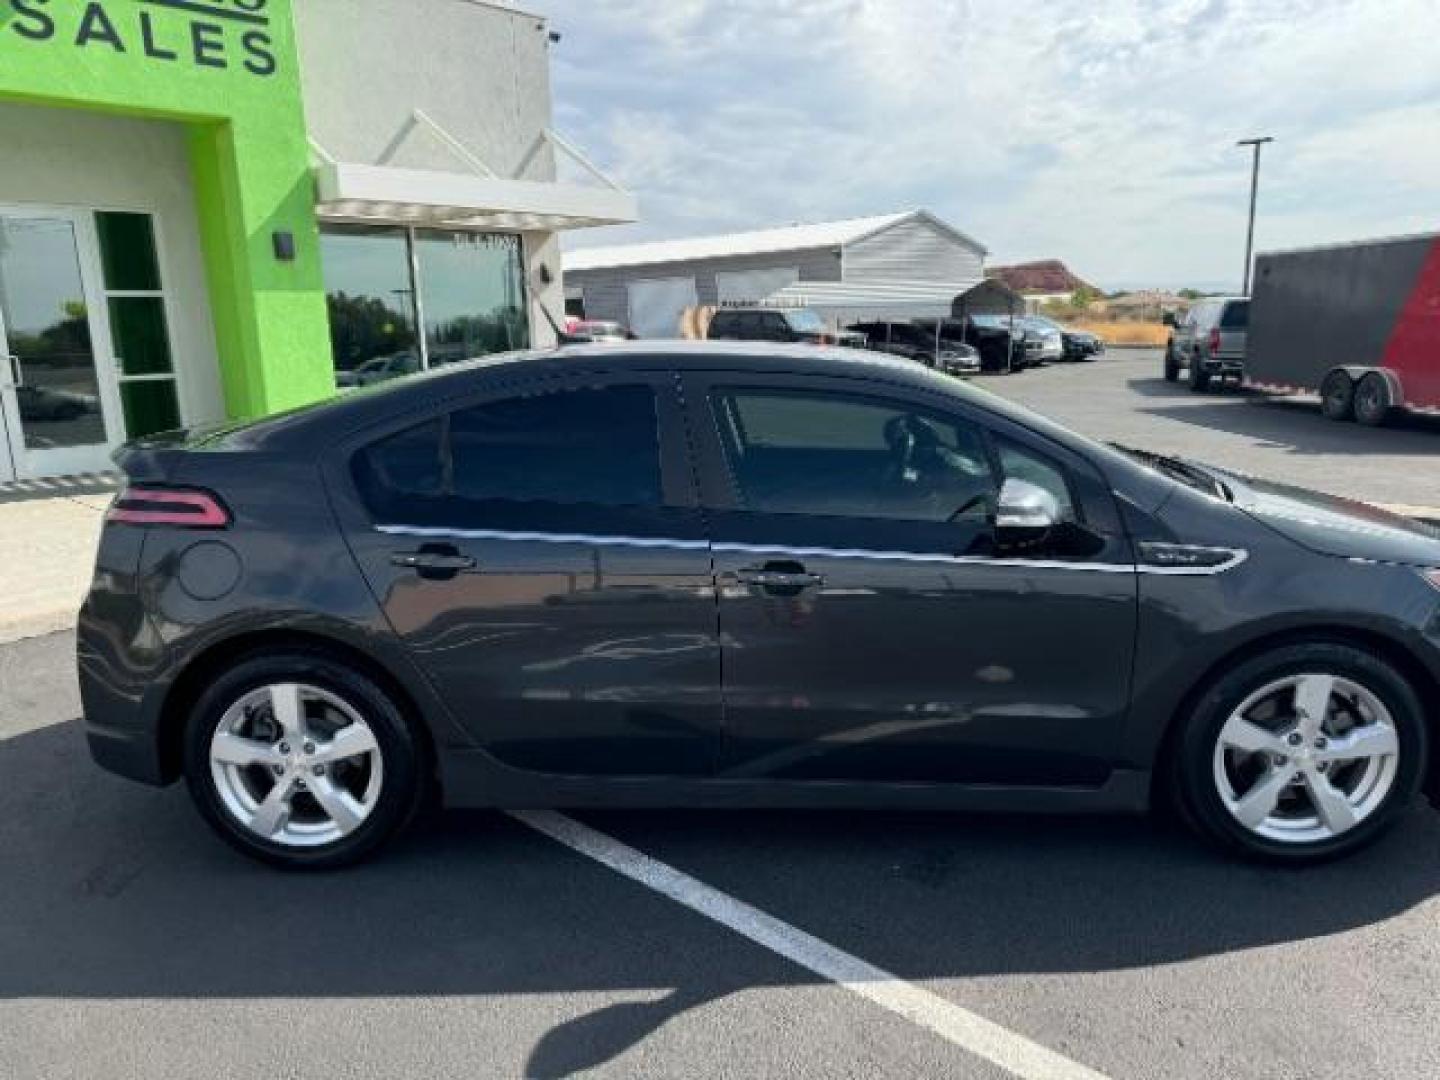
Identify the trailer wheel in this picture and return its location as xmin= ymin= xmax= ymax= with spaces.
xmin=1354 ymin=373 xmax=1392 ymax=427
xmin=1320 ymin=369 xmax=1356 ymax=422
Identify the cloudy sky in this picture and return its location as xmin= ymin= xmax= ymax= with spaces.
xmin=546 ymin=0 xmax=1440 ymax=291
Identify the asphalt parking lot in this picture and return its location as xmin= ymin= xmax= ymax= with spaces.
xmin=982 ymin=349 xmax=1440 ymax=512
xmin=4 ymin=627 xmax=1440 ymax=1080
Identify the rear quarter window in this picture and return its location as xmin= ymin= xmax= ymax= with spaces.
xmin=351 ymin=385 xmax=663 ymax=520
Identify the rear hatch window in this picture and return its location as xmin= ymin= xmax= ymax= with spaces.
xmin=1221 ymin=301 xmax=1250 ymax=329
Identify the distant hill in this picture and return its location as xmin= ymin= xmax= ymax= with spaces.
xmin=987 ymin=260 xmax=1097 ymax=295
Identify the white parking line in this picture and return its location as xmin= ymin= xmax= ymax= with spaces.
xmin=511 ymin=810 xmax=1111 ymax=1080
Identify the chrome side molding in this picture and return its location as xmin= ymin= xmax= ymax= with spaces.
xmin=376 ymin=525 xmax=1249 ymax=578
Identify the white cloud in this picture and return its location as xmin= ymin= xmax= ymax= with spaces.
xmin=549 ymin=0 xmax=1440 ymax=290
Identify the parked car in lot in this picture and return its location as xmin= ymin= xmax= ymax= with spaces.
xmin=707 ymin=306 xmax=863 ymax=347
xmin=1019 ymin=316 xmax=1064 ymax=364
xmin=568 ymin=319 xmax=634 ymax=343
xmin=916 ymin=315 xmax=1039 ymax=374
xmin=1024 ymin=315 xmax=1105 ymax=361
xmin=844 ymin=320 xmax=981 ymax=374
xmin=1165 ymin=298 xmax=1249 ymax=390
xmin=82 ymin=342 xmax=1440 ymax=869
xmin=336 ymin=352 xmax=422 ymax=389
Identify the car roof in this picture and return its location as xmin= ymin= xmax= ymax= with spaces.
xmin=220 ymin=342 xmax=962 ymax=450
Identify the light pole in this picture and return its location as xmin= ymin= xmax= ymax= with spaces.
xmin=1237 ymin=136 xmax=1274 ymax=295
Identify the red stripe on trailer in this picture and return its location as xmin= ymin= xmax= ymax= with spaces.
xmin=1379 ymin=235 xmax=1440 ymax=407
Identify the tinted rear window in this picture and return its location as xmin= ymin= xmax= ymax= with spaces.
xmin=1221 ymin=301 xmax=1249 ymax=329
xmin=354 ymin=385 xmax=662 ymax=517
xmin=451 ymin=386 xmax=660 ymax=506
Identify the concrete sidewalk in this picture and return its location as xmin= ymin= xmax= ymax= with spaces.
xmin=0 ymin=485 xmax=116 ymax=645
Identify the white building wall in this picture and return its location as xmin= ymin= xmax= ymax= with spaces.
xmin=0 ymin=102 xmax=224 ymax=427
xmin=842 ymin=217 xmax=985 ymax=284
xmin=294 ymin=0 xmax=556 ymax=180
xmin=294 ymin=0 xmax=569 ymax=345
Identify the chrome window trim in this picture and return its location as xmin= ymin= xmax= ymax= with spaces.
xmin=376 ymin=524 xmax=711 ymax=552
xmin=376 ymin=525 xmax=1248 ymax=577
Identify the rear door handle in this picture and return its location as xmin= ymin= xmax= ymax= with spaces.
xmin=390 ymin=546 xmax=476 ymax=577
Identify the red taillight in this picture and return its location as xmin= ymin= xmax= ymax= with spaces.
xmin=1208 ymin=327 xmax=1221 ymax=355
xmin=107 ymin=487 xmax=230 ymax=528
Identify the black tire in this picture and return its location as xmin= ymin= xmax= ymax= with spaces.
xmin=1164 ymin=346 xmax=1180 ymax=382
xmin=1171 ymin=643 xmax=1427 ymax=864
xmin=1354 ymin=372 xmax=1392 ymax=427
xmin=184 ymin=649 xmax=427 ymax=869
xmin=1320 ymin=369 xmax=1355 ymax=422
xmin=1188 ymin=353 xmax=1211 ymax=392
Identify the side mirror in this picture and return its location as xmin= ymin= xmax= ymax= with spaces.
xmin=1162 ymin=311 xmax=1178 ymax=328
xmin=996 ymin=478 xmax=1061 ymax=531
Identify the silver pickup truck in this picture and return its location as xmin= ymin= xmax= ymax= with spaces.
xmin=1164 ymin=297 xmax=1249 ymax=391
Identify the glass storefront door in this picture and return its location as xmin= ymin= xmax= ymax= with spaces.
xmin=0 ymin=207 xmax=122 ymax=482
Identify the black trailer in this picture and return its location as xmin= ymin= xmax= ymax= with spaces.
xmin=1248 ymin=232 xmax=1440 ymax=425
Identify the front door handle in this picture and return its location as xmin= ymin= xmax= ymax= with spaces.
xmin=390 ymin=545 xmax=476 ymax=578
xmin=733 ymin=561 xmax=825 ymax=595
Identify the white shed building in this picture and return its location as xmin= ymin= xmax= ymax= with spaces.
xmin=563 ymin=210 xmax=990 ymax=338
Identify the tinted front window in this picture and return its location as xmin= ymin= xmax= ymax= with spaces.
xmin=1221 ymin=301 xmax=1250 ymax=329
xmin=712 ymin=389 xmax=996 ymax=522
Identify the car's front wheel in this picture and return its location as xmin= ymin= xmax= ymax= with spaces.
xmin=184 ymin=649 xmax=426 ymax=869
xmin=1173 ymin=643 xmax=1427 ymax=863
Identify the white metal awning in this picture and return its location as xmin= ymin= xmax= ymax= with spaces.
xmin=311 ymin=117 xmax=638 ymax=232
xmin=760 ymin=278 xmax=1022 ymax=320
xmin=314 ymin=161 xmax=638 ymax=232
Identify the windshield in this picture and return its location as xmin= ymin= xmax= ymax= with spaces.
xmin=1221 ymin=301 xmax=1250 ymax=329
xmin=1023 ymin=316 xmax=1061 ymax=332
xmin=782 ymin=309 xmax=826 ymax=333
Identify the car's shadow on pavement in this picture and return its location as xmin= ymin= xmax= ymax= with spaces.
xmin=1125 ymin=377 xmax=1440 ymax=457
xmin=6 ymin=718 xmax=1440 ymax=1077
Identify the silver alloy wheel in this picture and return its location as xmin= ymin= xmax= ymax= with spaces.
xmin=209 ymin=682 xmax=384 ymax=848
xmin=1213 ymin=672 xmax=1399 ymax=843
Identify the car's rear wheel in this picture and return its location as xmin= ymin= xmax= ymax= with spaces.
xmin=1173 ymin=643 xmax=1426 ymax=863
xmin=1320 ymin=369 xmax=1355 ymax=421
xmin=184 ymin=650 xmax=426 ymax=869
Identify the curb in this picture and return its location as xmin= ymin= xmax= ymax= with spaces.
xmin=0 ymin=610 xmax=79 ymax=648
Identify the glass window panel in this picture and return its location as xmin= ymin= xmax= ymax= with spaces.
xmin=120 ymin=379 xmax=181 ymax=438
xmin=0 ymin=216 xmax=107 ymax=450
xmin=108 ymin=297 xmax=173 ymax=376
xmin=713 ymin=389 xmax=995 ymax=522
xmin=415 ymin=231 xmax=528 ymax=367
xmin=95 ymin=212 xmax=161 ymax=292
xmin=319 ymin=225 xmax=419 ymax=383
xmin=450 ymin=386 xmax=659 ymax=507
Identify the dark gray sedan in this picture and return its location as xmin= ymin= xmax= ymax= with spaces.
xmin=79 ymin=343 xmax=1440 ymax=868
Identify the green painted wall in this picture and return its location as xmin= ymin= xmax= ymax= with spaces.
xmin=0 ymin=0 xmax=333 ymax=418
